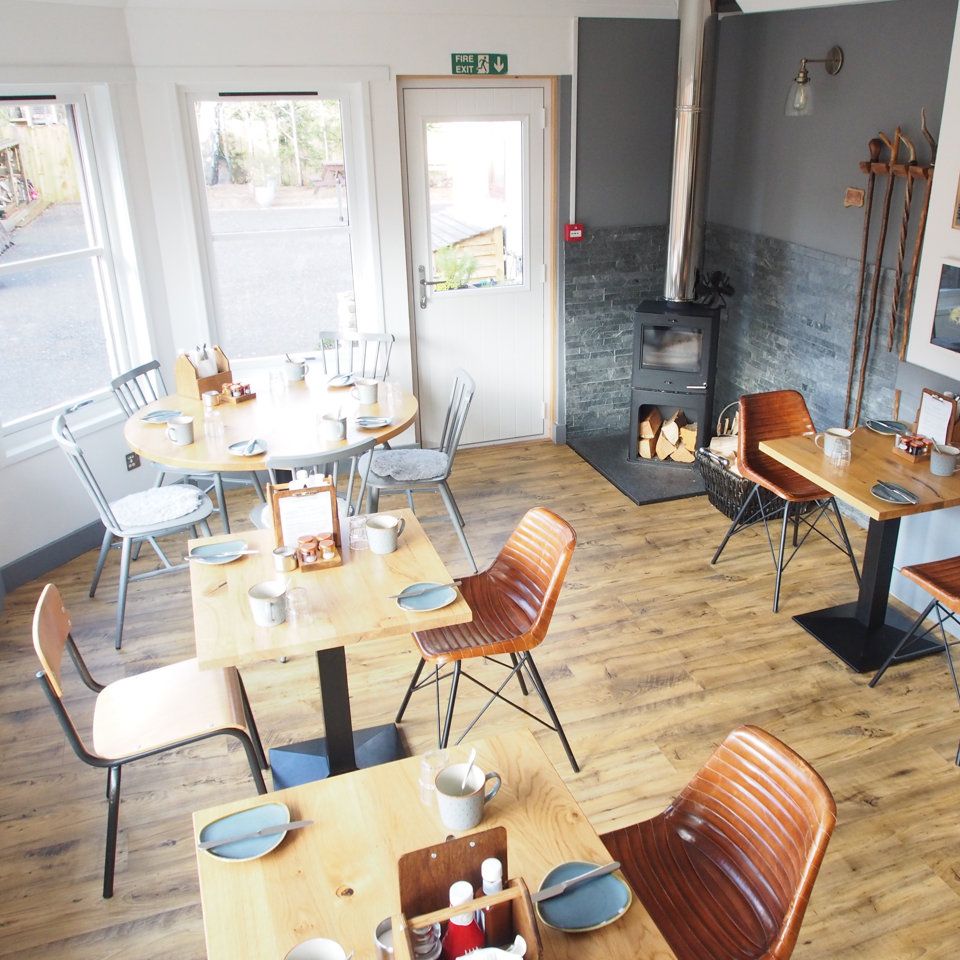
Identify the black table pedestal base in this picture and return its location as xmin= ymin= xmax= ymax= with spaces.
xmin=794 ymin=602 xmax=943 ymax=673
xmin=269 ymin=723 xmax=408 ymax=790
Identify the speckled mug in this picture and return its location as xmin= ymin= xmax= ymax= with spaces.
xmin=435 ymin=763 xmax=501 ymax=832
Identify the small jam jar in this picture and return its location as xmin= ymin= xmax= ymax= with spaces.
xmin=318 ymin=535 xmax=336 ymax=561
xmin=297 ymin=535 xmax=319 ymax=564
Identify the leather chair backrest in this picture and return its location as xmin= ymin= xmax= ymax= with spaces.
xmin=739 ymin=390 xmax=815 ymax=479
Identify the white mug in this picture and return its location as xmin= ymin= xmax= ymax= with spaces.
xmin=354 ymin=378 xmax=379 ymax=405
xmin=366 ymin=515 xmax=405 ymax=555
xmin=930 ymin=444 xmax=960 ymax=477
xmin=284 ymin=938 xmax=347 ymax=960
xmin=165 ymin=415 xmax=195 ymax=445
xmin=435 ymin=762 xmax=502 ymax=832
xmin=320 ymin=414 xmax=347 ymax=441
xmin=284 ymin=360 xmax=308 ymax=382
xmin=814 ymin=427 xmax=852 ymax=460
xmin=248 ymin=580 xmax=288 ymax=627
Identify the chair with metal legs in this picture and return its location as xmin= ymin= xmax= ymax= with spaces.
xmin=395 ymin=506 xmax=579 ymax=773
xmin=53 ymin=404 xmax=215 ymax=649
xmin=711 ymin=390 xmax=860 ymax=612
xmin=111 ymin=360 xmax=266 ymax=533
xmin=869 ymin=554 xmax=960 ymax=765
xmin=600 ymin=725 xmax=836 ymax=960
xmin=363 ymin=369 xmax=477 ymax=572
xmin=32 ymin=583 xmax=268 ymax=898
xmin=316 ymin=330 xmax=395 ymax=381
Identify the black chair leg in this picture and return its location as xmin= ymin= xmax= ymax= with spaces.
xmin=772 ymin=500 xmax=792 ymax=613
xmin=440 ymin=661 xmax=462 ymax=749
xmin=524 ymin=653 xmax=579 ymax=774
xmin=396 ymin=658 xmax=427 ymax=723
xmin=830 ymin=497 xmax=861 ymax=584
xmin=234 ymin=732 xmax=267 ymax=794
xmin=712 ymin=485 xmax=760 ymax=564
xmin=103 ymin=765 xmax=121 ymax=899
xmin=868 ymin=599 xmax=936 ymax=688
xmin=237 ymin=672 xmax=268 ymax=770
xmin=510 ymin=653 xmax=529 ymax=696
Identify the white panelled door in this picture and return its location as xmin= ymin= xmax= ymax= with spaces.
xmin=403 ymin=85 xmax=546 ymax=446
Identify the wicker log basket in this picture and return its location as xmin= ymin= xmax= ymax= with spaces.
xmin=696 ymin=401 xmax=780 ymax=521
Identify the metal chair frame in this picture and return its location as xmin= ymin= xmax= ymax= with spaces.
xmin=111 ymin=360 xmax=267 ymax=534
xmin=53 ymin=403 xmax=214 ymax=648
xmin=870 ymin=597 xmax=960 ymax=765
xmin=316 ymin=330 xmax=395 ymax=381
xmin=395 ymin=651 xmax=579 ymax=772
xmin=34 ymin=619 xmax=267 ymax=898
xmin=365 ymin=369 xmax=477 ymax=571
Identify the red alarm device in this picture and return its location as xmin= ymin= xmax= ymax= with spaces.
xmin=564 ymin=223 xmax=584 ymax=242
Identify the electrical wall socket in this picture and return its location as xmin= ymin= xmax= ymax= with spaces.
xmin=125 ymin=452 xmax=141 ymax=471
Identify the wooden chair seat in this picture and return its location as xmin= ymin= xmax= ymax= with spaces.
xmin=902 ymin=555 xmax=960 ymax=611
xmin=93 ymin=659 xmax=247 ymax=759
xmin=601 ymin=726 xmax=836 ymax=960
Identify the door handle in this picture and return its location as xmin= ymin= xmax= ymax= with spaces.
xmin=686 ymin=383 xmax=708 ymax=391
xmin=418 ymin=265 xmax=449 ymax=308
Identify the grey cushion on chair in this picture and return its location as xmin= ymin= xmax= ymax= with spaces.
xmin=370 ymin=449 xmax=449 ymax=482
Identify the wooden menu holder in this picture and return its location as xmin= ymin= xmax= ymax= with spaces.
xmin=268 ymin=480 xmax=342 ymax=571
xmin=391 ymin=828 xmax=542 ymax=960
xmin=914 ymin=387 xmax=960 ymax=446
xmin=174 ymin=346 xmax=232 ymax=399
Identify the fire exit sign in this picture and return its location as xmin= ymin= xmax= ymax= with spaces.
xmin=451 ymin=53 xmax=509 ymax=75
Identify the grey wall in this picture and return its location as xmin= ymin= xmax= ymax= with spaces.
xmin=709 ymin=0 xmax=957 ymax=263
xmin=576 ymin=17 xmax=679 ymax=228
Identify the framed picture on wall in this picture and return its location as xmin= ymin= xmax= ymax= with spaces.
xmin=931 ymin=260 xmax=960 ymax=353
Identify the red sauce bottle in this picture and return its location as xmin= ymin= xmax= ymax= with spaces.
xmin=441 ymin=880 xmax=485 ymax=960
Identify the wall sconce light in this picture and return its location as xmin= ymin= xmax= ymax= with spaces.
xmin=785 ymin=45 xmax=844 ymax=117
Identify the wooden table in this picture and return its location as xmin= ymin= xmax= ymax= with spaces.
xmin=189 ymin=513 xmax=471 ymax=781
xmin=192 ymin=729 xmax=675 ymax=960
xmin=761 ymin=429 xmax=960 ymax=672
xmin=124 ymin=376 xmax=417 ymax=473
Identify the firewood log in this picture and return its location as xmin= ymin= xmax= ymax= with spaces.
xmin=638 ymin=407 xmax=663 ymax=440
xmin=660 ymin=409 xmax=688 ymax=446
xmin=680 ymin=422 xmax=698 ymax=452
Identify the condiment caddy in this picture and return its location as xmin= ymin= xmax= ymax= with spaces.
xmin=174 ymin=344 xmax=233 ymax=399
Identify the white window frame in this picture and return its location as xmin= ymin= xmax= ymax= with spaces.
xmin=0 ymin=83 xmax=147 ymax=464
xmin=180 ymin=81 xmax=382 ymax=371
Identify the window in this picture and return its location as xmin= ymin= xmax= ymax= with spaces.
xmin=0 ymin=99 xmax=126 ymax=428
xmin=189 ymin=96 xmax=357 ymax=360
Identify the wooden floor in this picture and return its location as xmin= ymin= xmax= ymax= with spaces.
xmin=1 ymin=441 xmax=958 ymax=959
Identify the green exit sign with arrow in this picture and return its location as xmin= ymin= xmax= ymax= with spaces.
xmin=451 ymin=53 xmax=509 ymax=75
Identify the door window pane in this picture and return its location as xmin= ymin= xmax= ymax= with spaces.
xmin=192 ymin=98 xmax=356 ymax=359
xmin=426 ymin=120 xmax=524 ymax=290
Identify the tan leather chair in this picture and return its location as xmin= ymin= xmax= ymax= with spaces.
xmin=711 ymin=390 xmax=860 ymax=611
xmin=602 ymin=725 xmax=836 ymax=960
xmin=395 ymin=507 xmax=579 ymax=772
xmin=870 ymin=554 xmax=960 ymax=765
xmin=32 ymin=584 xmax=268 ymax=898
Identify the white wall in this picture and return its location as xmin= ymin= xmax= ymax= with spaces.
xmin=894 ymin=10 xmax=960 ymax=622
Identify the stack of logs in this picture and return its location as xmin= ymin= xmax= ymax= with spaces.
xmin=637 ymin=406 xmax=698 ymax=463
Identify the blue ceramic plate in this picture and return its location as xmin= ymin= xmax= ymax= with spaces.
xmin=188 ymin=539 xmax=247 ymax=565
xmin=328 ymin=374 xmax=355 ymax=388
xmin=864 ymin=418 xmax=910 ymax=436
xmin=228 ymin=438 xmax=267 ymax=457
xmin=141 ymin=409 xmax=182 ymax=424
xmin=355 ymin=416 xmax=391 ymax=430
xmin=198 ymin=801 xmax=291 ymax=862
xmin=536 ymin=861 xmax=632 ymax=932
xmin=871 ymin=481 xmax=920 ymax=505
xmin=396 ymin=582 xmax=458 ymax=612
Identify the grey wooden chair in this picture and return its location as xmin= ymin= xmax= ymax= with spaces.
xmin=316 ymin=330 xmax=395 ymax=381
xmin=53 ymin=403 xmax=214 ymax=649
xmin=111 ymin=360 xmax=266 ymax=533
xmin=362 ymin=369 xmax=477 ymax=571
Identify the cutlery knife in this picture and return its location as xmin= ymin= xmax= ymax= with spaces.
xmin=243 ymin=438 xmax=261 ymax=455
xmin=197 ymin=818 xmax=313 ymax=850
xmin=185 ymin=550 xmax=258 ymax=560
xmin=531 ymin=861 xmax=621 ymax=903
xmin=875 ymin=480 xmax=917 ymax=504
xmin=389 ymin=582 xmax=458 ymax=600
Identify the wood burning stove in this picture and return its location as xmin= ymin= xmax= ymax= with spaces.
xmin=628 ymin=299 xmax=720 ymax=464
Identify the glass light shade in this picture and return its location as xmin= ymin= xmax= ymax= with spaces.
xmin=785 ymin=79 xmax=813 ymax=117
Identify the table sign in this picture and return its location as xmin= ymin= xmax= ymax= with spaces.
xmin=915 ymin=386 xmax=958 ymax=445
xmin=269 ymin=479 xmax=341 ymax=570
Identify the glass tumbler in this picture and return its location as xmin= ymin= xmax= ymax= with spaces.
xmin=830 ymin=436 xmax=852 ymax=468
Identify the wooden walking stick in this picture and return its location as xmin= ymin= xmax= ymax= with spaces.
xmin=899 ymin=108 xmax=938 ymax=360
xmin=852 ymin=128 xmax=901 ymax=428
xmin=843 ymin=137 xmax=883 ymax=428
xmin=887 ymin=132 xmax=916 ymax=351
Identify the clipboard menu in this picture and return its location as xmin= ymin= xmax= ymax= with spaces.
xmin=916 ymin=388 xmax=959 ymax=446
xmin=269 ymin=479 xmax=342 ymax=571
